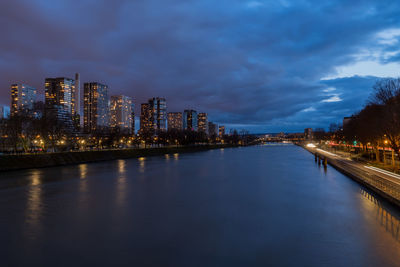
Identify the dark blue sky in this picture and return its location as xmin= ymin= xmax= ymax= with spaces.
xmin=1 ymin=0 xmax=400 ymax=132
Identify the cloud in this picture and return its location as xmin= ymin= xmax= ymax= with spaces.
xmin=242 ymin=75 xmax=380 ymax=133
xmin=0 ymin=0 xmax=400 ymax=132
xmin=246 ymin=1 xmax=264 ymax=9
xmin=323 ymin=27 xmax=400 ymax=80
xmin=302 ymin=107 xmax=316 ymax=112
xmin=322 ymin=87 xmax=336 ymax=92
xmin=321 ymin=95 xmax=342 ymax=103
xmin=376 ymin=28 xmax=400 ymax=45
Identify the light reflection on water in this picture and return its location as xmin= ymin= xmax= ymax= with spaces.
xmin=2 ymin=145 xmax=400 ymax=266
xmin=79 ymin=164 xmax=89 ymax=194
xmin=138 ymin=157 xmax=146 ymax=173
xmin=360 ymin=188 xmax=400 ymax=243
xmin=25 ymin=169 xmax=43 ymax=240
xmin=30 ymin=170 xmax=41 ymax=186
xmin=118 ymin=159 xmax=126 ymax=173
xmin=116 ymin=160 xmax=127 ymax=206
xmin=79 ymin=164 xmax=88 ymax=179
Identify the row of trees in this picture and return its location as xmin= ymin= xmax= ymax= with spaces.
xmin=330 ymin=78 xmax=400 ymax=159
xmin=0 ymin=111 xmax=87 ymax=153
xmin=0 ymin=111 xmax=256 ymax=153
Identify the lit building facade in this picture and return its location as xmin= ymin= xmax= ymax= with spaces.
xmin=110 ymin=95 xmax=134 ymax=134
xmin=83 ymin=82 xmax=110 ymax=133
xmin=149 ymin=97 xmax=167 ymax=131
xmin=183 ymin=110 xmax=197 ymax=131
xmin=219 ymin=125 xmax=225 ymax=137
xmin=167 ymin=112 xmax=183 ymax=130
xmin=131 ymin=103 xmax=135 ymax=134
xmin=45 ymin=77 xmax=77 ymax=115
xmin=0 ymin=105 xmax=10 ymax=119
xmin=140 ymin=98 xmax=167 ymax=134
xmin=140 ymin=103 xmax=153 ymax=134
xmin=45 ymin=77 xmax=76 ymax=130
xmin=74 ymin=73 xmax=81 ymax=118
xmin=197 ymin=113 xmax=208 ymax=133
xmin=208 ymin=122 xmax=218 ymax=136
xmin=10 ymin=84 xmax=37 ymax=116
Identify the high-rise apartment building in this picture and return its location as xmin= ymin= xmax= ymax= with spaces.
xmin=140 ymin=103 xmax=152 ymax=134
xmin=110 ymin=95 xmax=133 ymax=134
xmin=197 ymin=113 xmax=208 ymax=133
xmin=208 ymin=122 xmax=218 ymax=136
xmin=45 ymin=77 xmax=77 ymax=115
xmin=183 ymin=110 xmax=197 ymax=131
xmin=45 ymin=77 xmax=76 ymax=130
xmin=167 ymin=112 xmax=183 ymax=130
xmin=10 ymin=84 xmax=37 ymax=116
xmin=0 ymin=105 xmax=10 ymax=119
xmin=219 ymin=125 xmax=225 ymax=137
xmin=83 ymin=82 xmax=109 ymax=133
xmin=149 ymin=97 xmax=167 ymax=131
xmin=140 ymin=97 xmax=167 ymax=134
xmin=131 ymin=103 xmax=135 ymax=135
xmin=74 ymin=73 xmax=81 ymax=118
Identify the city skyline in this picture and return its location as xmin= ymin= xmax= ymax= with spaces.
xmin=1 ymin=1 xmax=400 ymax=132
xmin=3 ymin=2 xmax=400 ymax=265
xmin=2 ymin=73 xmax=228 ymax=135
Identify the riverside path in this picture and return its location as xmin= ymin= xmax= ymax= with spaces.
xmin=306 ymin=146 xmax=400 ymax=207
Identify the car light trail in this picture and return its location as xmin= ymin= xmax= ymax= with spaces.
xmin=316 ymin=148 xmax=337 ymax=157
xmin=364 ymin=166 xmax=400 ymax=180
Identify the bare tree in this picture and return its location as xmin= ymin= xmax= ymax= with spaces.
xmin=368 ymin=79 xmax=400 ymax=159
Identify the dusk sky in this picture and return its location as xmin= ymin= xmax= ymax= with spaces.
xmin=1 ymin=0 xmax=400 ymax=132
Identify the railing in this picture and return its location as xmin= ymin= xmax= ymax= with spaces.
xmin=326 ymin=153 xmax=400 ymax=202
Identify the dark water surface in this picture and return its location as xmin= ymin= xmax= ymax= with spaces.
xmin=1 ymin=145 xmax=400 ymax=266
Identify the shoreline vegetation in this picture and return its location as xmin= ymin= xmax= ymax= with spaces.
xmin=0 ymin=144 xmax=241 ymax=172
xmin=315 ymin=78 xmax=400 ymax=174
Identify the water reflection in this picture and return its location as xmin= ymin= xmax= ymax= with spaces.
xmin=138 ymin=157 xmax=146 ymax=173
xmin=118 ymin=160 xmax=126 ymax=173
xmin=360 ymin=188 xmax=400 ymax=242
xmin=79 ymin=164 xmax=88 ymax=193
xmin=25 ymin=170 xmax=43 ymax=239
xmin=116 ymin=160 xmax=127 ymax=206
xmin=79 ymin=164 xmax=88 ymax=179
xmin=4 ymin=145 xmax=400 ymax=266
xmin=165 ymin=154 xmax=170 ymax=161
xmin=30 ymin=170 xmax=41 ymax=186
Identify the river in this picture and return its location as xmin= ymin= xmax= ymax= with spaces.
xmin=1 ymin=145 xmax=400 ymax=266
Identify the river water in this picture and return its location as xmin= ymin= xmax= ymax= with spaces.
xmin=1 ymin=145 xmax=400 ymax=266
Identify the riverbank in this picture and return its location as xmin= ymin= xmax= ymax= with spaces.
xmin=302 ymin=144 xmax=400 ymax=207
xmin=0 ymin=144 xmax=238 ymax=172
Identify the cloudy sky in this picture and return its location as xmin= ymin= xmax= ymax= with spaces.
xmin=1 ymin=0 xmax=400 ymax=132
